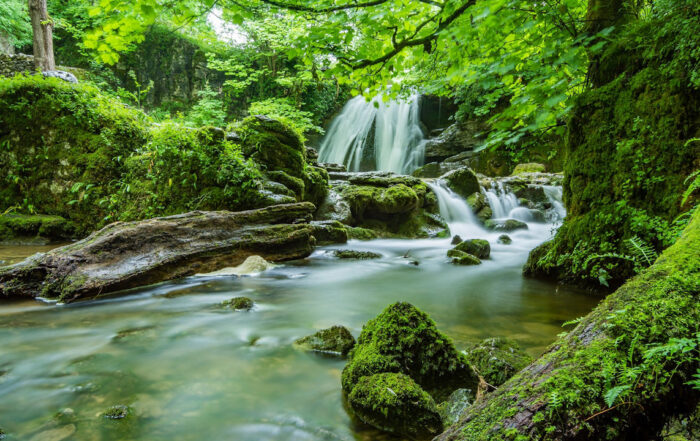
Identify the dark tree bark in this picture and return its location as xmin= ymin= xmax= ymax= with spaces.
xmin=585 ymin=0 xmax=632 ymax=86
xmin=28 ymin=0 xmax=55 ymax=71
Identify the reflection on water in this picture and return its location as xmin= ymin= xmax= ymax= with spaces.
xmin=0 ymin=229 xmax=598 ymax=441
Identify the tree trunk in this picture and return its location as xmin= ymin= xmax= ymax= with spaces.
xmin=28 ymin=0 xmax=55 ymax=71
xmin=436 ymin=210 xmax=700 ymax=440
xmin=585 ymin=0 xmax=631 ymax=86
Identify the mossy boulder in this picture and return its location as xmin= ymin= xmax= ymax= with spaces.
xmin=294 ymin=325 xmax=356 ymax=356
xmin=347 ymin=373 xmax=443 ymax=439
xmin=342 ymin=302 xmax=479 ymax=402
xmin=0 ymin=214 xmax=76 ymax=243
xmin=466 ymin=192 xmax=493 ymax=222
xmin=310 ymin=220 xmax=348 ymax=245
xmin=450 ymin=252 xmax=482 ymax=266
xmin=342 ymin=183 xmax=420 ymax=217
xmin=221 ymin=297 xmax=254 ymax=310
xmin=453 ymin=239 xmax=490 ymax=259
xmin=442 ymin=167 xmax=480 ymax=200
xmin=498 ymin=234 xmax=512 ymax=244
xmin=332 ymin=249 xmax=382 ymax=259
xmin=464 ymin=337 xmax=533 ymax=387
xmin=484 ymin=219 xmax=528 ymax=232
xmin=346 ymin=226 xmax=378 ymax=240
xmin=512 ymin=163 xmax=546 ymax=175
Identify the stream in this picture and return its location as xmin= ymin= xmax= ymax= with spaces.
xmin=0 ymin=181 xmax=598 ymax=441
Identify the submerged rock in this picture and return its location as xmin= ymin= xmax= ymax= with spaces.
xmin=103 ymin=405 xmax=131 ymax=420
xmin=0 ymin=428 xmax=5 ymax=440
xmin=221 ymin=297 xmax=254 ymax=311
xmin=484 ymin=219 xmax=528 ymax=232
xmin=294 ymin=325 xmax=356 ymax=356
xmin=0 ymin=203 xmax=316 ymax=302
xmin=342 ymin=302 xmax=479 ymax=402
xmin=28 ymin=425 xmax=76 ymax=441
xmin=437 ymin=388 xmax=472 ymax=425
xmin=347 ymin=373 xmax=443 ymax=439
xmin=332 ymin=250 xmax=382 ymax=260
xmin=498 ymin=234 xmax=512 ymax=244
xmin=453 ymin=239 xmax=490 ymax=259
xmin=464 ymin=338 xmax=533 ymax=387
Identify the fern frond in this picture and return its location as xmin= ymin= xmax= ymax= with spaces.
xmin=625 ymin=236 xmax=658 ymax=267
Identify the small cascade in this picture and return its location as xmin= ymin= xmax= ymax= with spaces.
xmin=483 ymin=182 xmax=519 ymax=219
xmin=427 ymin=181 xmax=483 ymax=237
xmin=318 ymin=93 xmax=426 ymax=174
xmin=543 ymin=185 xmax=566 ymax=221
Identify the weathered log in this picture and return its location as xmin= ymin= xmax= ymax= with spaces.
xmin=437 ymin=211 xmax=700 ymax=440
xmin=0 ymin=203 xmax=317 ymax=302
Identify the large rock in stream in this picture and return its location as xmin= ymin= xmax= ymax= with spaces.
xmin=0 ymin=203 xmax=317 ymax=302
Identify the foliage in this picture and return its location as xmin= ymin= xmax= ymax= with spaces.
xmin=181 ymin=84 xmax=227 ymax=127
xmin=249 ymin=97 xmax=321 ymax=135
xmin=0 ymin=0 xmax=32 ymax=48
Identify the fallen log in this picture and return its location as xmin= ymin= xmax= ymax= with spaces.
xmin=0 ymin=203 xmax=317 ymax=302
xmin=436 ymin=210 xmax=700 ymax=440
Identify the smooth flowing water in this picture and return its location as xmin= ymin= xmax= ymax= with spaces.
xmin=317 ymin=94 xmax=426 ymax=174
xmin=0 ymin=187 xmax=598 ymax=441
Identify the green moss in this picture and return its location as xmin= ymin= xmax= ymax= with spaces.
xmin=464 ymin=338 xmax=533 ymax=387
xmin=0 ymin=214 xmax=76 ymax=242
xmin=0 ymin=76 xmax=149 ymax=235
xmin=484 ymin=219 xmax=528 ymax=232
xmin=448 ymin=210 xmax=700 ymax=440
xmin=294 ymin=325 xmax=356 ymax=356
xmin=103 ymin=404 xmax=132 ymax=420
xmin=443 ymin=167 xmax=480 ymax=199
xmin=236 ymin=115 xmax=306 ymax=178
xmin=346 ymin=227 xmax=378 ymax=240
xmin=526 ymin=36 xmax=699 ymax=288
xmin=454 ymin=239 xmax=490 ymax=259
xmin=332 ymin=250 xmax=382 ymax=259
xmin=221 ymin=296 xmax=254 ymax=310
xmin=451 ymin=253 xmax=481 ymax=266
xmin=347 ymin=372 xmax=443 ymax=439
xmin=512 ymin=163 xmax=546 ymax=175
xmin=342 ymin=302 xmax=479 ymax=402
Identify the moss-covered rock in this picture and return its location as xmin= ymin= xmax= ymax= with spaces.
xmin=342 ymin=302 xmax=479 ymax=402
xmin=484 ymin=219 xmax=528 ymax=232
xmin=332 ymin=250 xmax=382 ymax=259
xmin=310 ymin=220 xmax=348 ymax=245
xmin=221 ymin=296 xmax=254 ymax=310
xmin=294 ymin=325 xmax=355 ymax=356
xmin=347 ymin=372 xmax=443 ymax=439
xmin=103 ymin=405 xmax=132 ymax=420
xmin=498 ymin=234 xmax=512 ymax=244
xmin=0 ymin=76 xmax=148 ymax=235
xmin=512 ymin=163 xmax=546 ymax=175
xmin=442 ymin=167 xmax=480 ymax=200
xmin=465 ymin=192 xmax=493 ymax=222
xmin=453 ymin=239 xmax=490 ymax=259
xmin=451 ymin=252 xmax=482 ymax=266
xmin=524 ymin=18 xmax=700 ymax=288
xmin=0 ymin=214 xmax=76 ymax=243
xmin=464 ymin=337 xmax=533 ymax=387
xmin=346 ymin=226 xmax=378 ymax=240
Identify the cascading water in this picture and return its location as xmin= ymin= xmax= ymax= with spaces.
xmin=318 ymin=94 xmax=426 ymax=174
xmin=426 ymin=181 xmax=483 ymax=237
xmin=483 ymin=182 xmax=520 ymax=219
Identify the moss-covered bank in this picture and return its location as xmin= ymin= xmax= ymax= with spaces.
xmin=0 ymin=76 xmax=327 ymax=241
xmin=525 ymin=6 xmax=700 ymax=289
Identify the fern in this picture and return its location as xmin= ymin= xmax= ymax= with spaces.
xmin=681 ymin=169 xmax=699 ymax=206
xmin=604 ymin=385 xmax=631 ymax=407
xmin=625 ymin=236 xmax=658 ymax=267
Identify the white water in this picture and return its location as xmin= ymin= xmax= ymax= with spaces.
xmin=318 ymin=94 xmax=426 ymax=174
xmin=483 ymin=182 xmax=520 ymax=219
xmin=427 ymin=181 xmax=484 ymax=238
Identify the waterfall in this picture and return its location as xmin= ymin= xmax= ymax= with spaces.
xmin=318 ymin=94 xmax=426 ymax=174
xmin=543 ymin=185 xmax=566 ymax=221
xmin=483 ymin=182 xmax=519 ymax=219
xmin=427 ymin=181 xmax=483 ymax=237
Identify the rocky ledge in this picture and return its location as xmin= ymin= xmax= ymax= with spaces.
xmin=0 ymin=203 xmax=318 ymax=302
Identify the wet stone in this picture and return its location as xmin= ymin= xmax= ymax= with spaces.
xmin=221 ymin=297 xmax=254 ymax=311
xmin=332 ymin=250 xmax=382 ymax=259
xmin=103 ymin=405 xmax=131 ymax=420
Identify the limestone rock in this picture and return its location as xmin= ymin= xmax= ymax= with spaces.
xmin=294 ymin=325 xmax=356 ymax=356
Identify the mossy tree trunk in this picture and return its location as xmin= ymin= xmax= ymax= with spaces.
xmin=437 ymin=211 xmax=700 ymax=440
xmin=585 ymin=0 xmax=631 ymax=87
xmin=28 ymin=0 xmax=55 ymax=71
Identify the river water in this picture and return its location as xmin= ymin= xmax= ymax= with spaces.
xmin=0 ymin=184 xmax=597 ymax=441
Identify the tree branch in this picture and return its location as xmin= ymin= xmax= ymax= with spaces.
xmin=258 ymin=0 xmax=388 ymax=13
